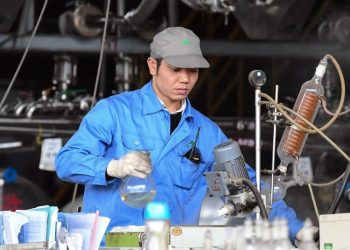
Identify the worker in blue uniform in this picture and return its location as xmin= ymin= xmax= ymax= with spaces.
xmin=55 ymin=27 xmax=304 ymax=242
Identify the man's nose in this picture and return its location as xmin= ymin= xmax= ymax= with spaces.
xmin=179 ymin=69 xmax=190 ymax=83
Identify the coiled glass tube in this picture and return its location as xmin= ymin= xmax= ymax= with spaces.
xmin=277 ymin=58 xmax=327 ymax=174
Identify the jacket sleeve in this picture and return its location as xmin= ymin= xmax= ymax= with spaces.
xmin=55 ymin=99 xmax=116 ymax=186
xmin=246 ymin=164 xmax=303 ymax=241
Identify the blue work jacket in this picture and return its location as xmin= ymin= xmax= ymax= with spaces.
xmin=55 ymin=81 xmax=303 ymax=240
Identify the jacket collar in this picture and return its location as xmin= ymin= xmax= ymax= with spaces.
xmin=141 ymin=80 xmax=194 ymax=119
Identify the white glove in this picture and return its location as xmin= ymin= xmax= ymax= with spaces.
xmin=107 ymin=151 xmax=152 ymax=179
xmin=295 ymin=225 xmax=319 ymax=243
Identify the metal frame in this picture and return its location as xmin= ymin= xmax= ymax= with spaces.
xmin=0 ymin=34 xmax=348 ymax=59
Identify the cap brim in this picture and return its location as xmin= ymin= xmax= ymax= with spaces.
xmin=164 ymin=55 xmax=210 ymax=68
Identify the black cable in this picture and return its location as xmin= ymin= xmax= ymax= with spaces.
xmin=242 ymin=178 xmax=268 ymax=220
xmin=328 ymin=162 xmax=350 ymax=214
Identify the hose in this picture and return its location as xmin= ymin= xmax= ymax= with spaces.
xmin=242 ymin=178 xmax=268 ymax=220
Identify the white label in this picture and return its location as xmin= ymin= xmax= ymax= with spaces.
xmin=39 ymin=138 xmax=62 ymax=171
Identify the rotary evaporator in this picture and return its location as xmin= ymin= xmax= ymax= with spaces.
xmin=202 ymin=54 xmax=350 ymax=244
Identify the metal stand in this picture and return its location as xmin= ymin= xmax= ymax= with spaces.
xmin=248 ymin=70 xmax=266 ymax=218
xmin=270 ymin=85 xmax=279 ymax=208
xmin=254 ymin=87 xmax=262 ymax=193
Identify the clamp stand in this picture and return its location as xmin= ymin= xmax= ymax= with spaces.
xmin=249 ymin=70 xmax=266 ymax=218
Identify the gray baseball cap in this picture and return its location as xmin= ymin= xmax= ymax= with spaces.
xmin=150 ymin=27 xmax=210 ymax=68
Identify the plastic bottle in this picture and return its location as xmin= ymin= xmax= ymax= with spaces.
xmin=203 ymin=230 xmax=213 ymax=250
xmin=224 ymin=238 xmax=234 ymax=250
xmin=279 ymin=219 xmax=293 ymax=250
xmin=242 ymin=218 xmax=256 ymax=250
xmin=260 ymin=220 xmax=272 ymax=250
xmin=254 ymin=219 xmax=263 ymax=248
xmin=298 ymin=218 xmax=318 ymax=250
xmin=277 ymin=57 xmax=327 ymax=175
xmin=270 ymin=219 xmax=292 ymax=250
xmin=144 ymin=201 xmax=170 ymax=250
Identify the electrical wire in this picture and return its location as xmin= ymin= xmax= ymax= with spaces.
xmin=91 ymin=0 xmax=111 ymax=107
xmin=0 ymin=0 xmax=49 ymax=111
xmin=308 ymin=184 xmax=320 ymax=222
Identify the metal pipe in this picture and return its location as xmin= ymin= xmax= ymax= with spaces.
xmin=248 ymin=70 xmax=267 ymax=219
xmin=270 ymin=85 xmax=279 ymax=207
xmin=124 ymin=0 xmax=160 ymax=25
xmin=0 ymin=117 xmax=80 ymax=125
xmin=15 ymin=102 xmax=31 ymax=116
xmin=26 ymin=100 xmax=78 ymax=118
xmin=0 ymin=126 xmax=76 ymax=135
xmin=168 ymin=0 xmax=178 ymax=26
xmin=26 ymin=102 xmax=46 ymax=118
xmin=255 ymin=88 xmax=262 ymax=193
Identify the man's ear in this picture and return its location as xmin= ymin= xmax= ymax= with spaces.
xmin=147 ymin=57 xmax=157 ymax=76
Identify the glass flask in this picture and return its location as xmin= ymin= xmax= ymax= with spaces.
xmin=119 ymin=174 xmax=156 ymax=208
xmin=272 ymin=175 xmax=287 ymax=202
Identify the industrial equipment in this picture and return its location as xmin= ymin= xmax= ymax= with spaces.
xmin=276 ymin=57 xmax=327 ymax=176
xmin=319 ymin=213 xmax=350 ymax=250
xmin=258 ymin=54 xmax=350 ymax=218
xmin=204 ymin=140 xmax=268 ymax=219
xmin=7 ymin=54 xmax=92 ymax=118
xmin=200 ymin=55 xmax=349 ymax=247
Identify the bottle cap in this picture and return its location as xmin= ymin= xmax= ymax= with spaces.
xmin=144 ymin=201 xmax=170 ymax=220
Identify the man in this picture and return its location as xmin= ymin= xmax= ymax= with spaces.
xmin=55 ymin=27 xmax=303 ymax=241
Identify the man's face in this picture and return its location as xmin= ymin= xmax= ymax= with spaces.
xmin=147 ymin=58 xmax=199 ymax=112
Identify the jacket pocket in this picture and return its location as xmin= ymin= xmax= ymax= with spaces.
xmin=121 ymin=133 xmax=155 ymax=151
xmin=169 ymin=147 xmax=208 ymax=189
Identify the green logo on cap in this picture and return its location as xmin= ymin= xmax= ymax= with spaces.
xmin=182 ymin=39 xmax=191 ymax=45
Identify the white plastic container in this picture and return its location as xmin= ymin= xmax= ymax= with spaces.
xmin=320 ymin=213 xmax=350 ymax=250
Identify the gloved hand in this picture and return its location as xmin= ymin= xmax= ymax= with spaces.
xmin=295 ymin=219 xmax=319 ymax=247
xmin=107 ymin=151 xmax=152 ymax=179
